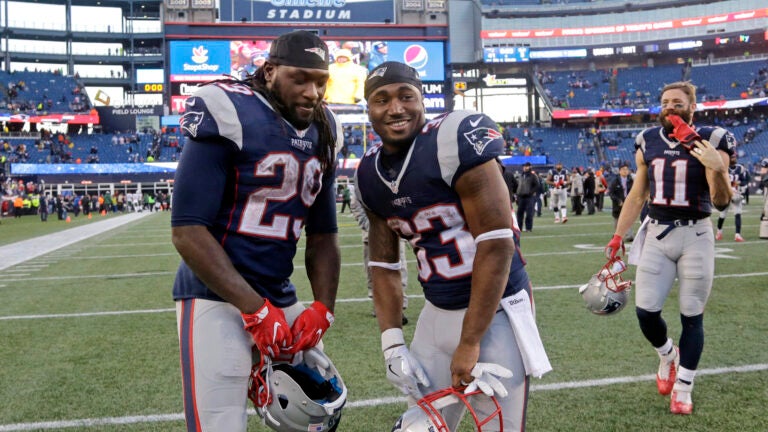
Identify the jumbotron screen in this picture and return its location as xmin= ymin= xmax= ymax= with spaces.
xmin=169 ymin=39 xmax=446 ymax=114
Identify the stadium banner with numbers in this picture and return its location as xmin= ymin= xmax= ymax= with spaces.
xmin=219 ymin=0 xmax=395 ymax=24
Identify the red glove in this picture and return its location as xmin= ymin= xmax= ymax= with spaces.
xmin=289 ymin=301 xmax=334 ymax=353
xmin=556 ymin=180 xmax=564 ymax=188
xmin=667 ymin=114 xmax=701 ymax=150
xmin=242 ymin=299 xmax=292 ymax=358
xmin=604 ymin=234 xmax=624 ymax=259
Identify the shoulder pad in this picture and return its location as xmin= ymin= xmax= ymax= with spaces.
xmin=180 ymin=83 xmax=256 ymax=149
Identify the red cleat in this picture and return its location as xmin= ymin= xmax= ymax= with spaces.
xmin=656 ymin=347 xmax=679 ymax=396
xmin=670 ymin=391 xmax=693 ymax=415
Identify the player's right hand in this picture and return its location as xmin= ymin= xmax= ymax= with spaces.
xmin=604 ymin=234 xmax=624 ymax=259
xmin=242 ymin=299 xmax=292 ymax=358
xmin=381 ymin=328 xmax=430 ymax=399
xmin=462 ymin=363 xmax=513 ymax=398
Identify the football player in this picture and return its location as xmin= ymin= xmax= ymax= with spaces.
xmin=605 ymin=81 xmax=734 ymax=415
xmin=356 ymin=61 xmax=550 ymax=431
xmin=715 ymin=153 xmax=748 ymax=242
xmin=171 ymin=31 xmax=343 ymax=432
xmin=546 ymin=161 xmax=569 ymax=223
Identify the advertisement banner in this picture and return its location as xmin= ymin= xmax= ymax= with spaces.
xmin=168 ymin=38 xmax=446 ymax=113
xmin=219 ymin=0 xmax=395 ymax=24
xmin=483 ymin=46 xmax=530 ymax=63
xmin=386 ymin=41 xmax=445 ymax=81
xmin=170 ymin=41 xmax=231 ymax=81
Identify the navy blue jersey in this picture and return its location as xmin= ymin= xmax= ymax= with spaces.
xmin=635 ymin=124 xmax=735 ymax=221
xmin=729 ymin=164 xmax=748 ymax=190
xmin=172 ymin=81 xmax=342 ymax=307
xmin=355 ymin=110 xmax=529 ymax=310
xmin=548 ymin=168 xmax=568 ymax=189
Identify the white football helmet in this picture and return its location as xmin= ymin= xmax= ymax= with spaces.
xmin=391 ymin=387 xmax=502 ymax=432
xmin=579 ymin=257 xmax=632 ymax=315
xmin=250 ymin=349 xmax=347 ymax=432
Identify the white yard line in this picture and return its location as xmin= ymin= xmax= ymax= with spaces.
xmin=0 ymin=212 xmax=153 ymax=271
xmin=0 ymin=363 xmax=765 ymax=431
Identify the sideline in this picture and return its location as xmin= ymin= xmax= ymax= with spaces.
xmin=0 ymin=212 xmax=154 ymax=271
xmin=0 ymin=363 xmax=765 ymax=431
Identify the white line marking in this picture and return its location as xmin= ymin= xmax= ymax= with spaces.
xmin=1 ymin=363 xmax=765 ymax=431
xmin=2 ymin=270 xmax=766 ymax=321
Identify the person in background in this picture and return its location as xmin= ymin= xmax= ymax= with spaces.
xmin=715 ymin=153 xmax=748 ymax=242
xmin=583 ymin=169 xmax=596 ymax=215
xmin=569 ymin=167 xmax=584 ymax=216
xmin=609 ymin=162 xmax=634 ymax=241
xmin=515 ymin=161 xmax=541 ymax=232
xmin=340 ymin=184 xmax=352 ymax=213
xmin=547 ymin=161 xmax=569 ymax=223
xmin=325 ymin=48 xmax=367 ymax=104
xmin=595 ymin=169 xmax=608 ymax=212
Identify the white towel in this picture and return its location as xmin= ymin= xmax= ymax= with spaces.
xmin=501 ymin=291 xmax=553 ymax=378
xmin=628 ymin=216 xmax=650 ymax=266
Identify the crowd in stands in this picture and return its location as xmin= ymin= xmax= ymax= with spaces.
xmin=0 ymin=126 xmax=185 ymax=165
xmin=340 ymin=124 xmax=382 ymax=159
xmin=0 ymin=70 xmax=91 ymax=115
xmin=538 ymin=59 xmax=768 ymax=111
xmin=0 ymin=177 xmax=171 ymax=220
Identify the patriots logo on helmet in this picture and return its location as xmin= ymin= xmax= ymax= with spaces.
xmin=305 ymin=47 xmax=326 ymax=60
xmin=368 ymin=66 xmax=387 ymax=80
xmin=463 ymin=127 xmax=503 ymax=156
xmin=180 ymin=110 xmax=205 ymax=138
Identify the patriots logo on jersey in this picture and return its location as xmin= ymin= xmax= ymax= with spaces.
xmin=180 ymin=110 xmax=205 ymax=138
xmin=463 ymin=127 xmax=503 ymax=156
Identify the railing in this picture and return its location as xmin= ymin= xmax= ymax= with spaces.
xmin=0 ymin=132 xmax=42 ymax=139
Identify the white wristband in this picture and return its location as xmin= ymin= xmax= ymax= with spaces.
xmin=369 ymin=261 xmax=402 ymax=270
xmin=381 ymin=328 xmax=405 ymax=352
xmin=474 ymin=228 xmax=514 ymax=245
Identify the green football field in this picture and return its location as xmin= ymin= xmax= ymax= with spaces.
xmin=0 ymin=198 xmax=766 ymax=431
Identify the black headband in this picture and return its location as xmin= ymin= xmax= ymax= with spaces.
xmin=364 ymin=61 xmax=422 ymax=100
xmin=268 ymin=30 xmax=329 ymax=70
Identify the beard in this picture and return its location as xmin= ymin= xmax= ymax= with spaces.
xmin=270 ymin=77 xmax=316 ymax=130
xmin=660 ymin=110 xmax=693 ymax=132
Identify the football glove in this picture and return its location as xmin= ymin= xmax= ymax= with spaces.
xmin=242 ymin=299 xmax=292 ymax=358
xmin=382 ymin=328 xmax=430 ymax=399
xmin=667 ymin=114 xmax=701 ymax=150
xmin=604 ymin=234 xmax=624 ymax=259
xmin=289 ymin=301 xmax=334 ymax=353
xmin=462 ymin=363 xmax=513 ymax=398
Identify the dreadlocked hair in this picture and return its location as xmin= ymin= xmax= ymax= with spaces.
xmin=247 ymin=67 xmax=337 ymax=174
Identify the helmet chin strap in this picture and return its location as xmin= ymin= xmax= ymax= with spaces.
xmin=249 ymin=351 xmax=272 ymax=408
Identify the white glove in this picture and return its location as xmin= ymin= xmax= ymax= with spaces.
xmin=381 ymin=328 xmax=430 ymax=399
xmin=301 ymin=347 xmax=332 ymax=379
xmin=463 ymin=362 xmax=513 ymax=398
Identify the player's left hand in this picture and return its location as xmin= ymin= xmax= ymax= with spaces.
xmin=462 ymin=363 xmax=513 ymax=398
xmin=289 ymin=301 xmax=334 ymax=353
xmin=690 ymin=140 xmax=726 ymax=172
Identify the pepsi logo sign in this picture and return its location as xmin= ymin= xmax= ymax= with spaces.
xmin=403 ymin=44 xmax=429 ymax=70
